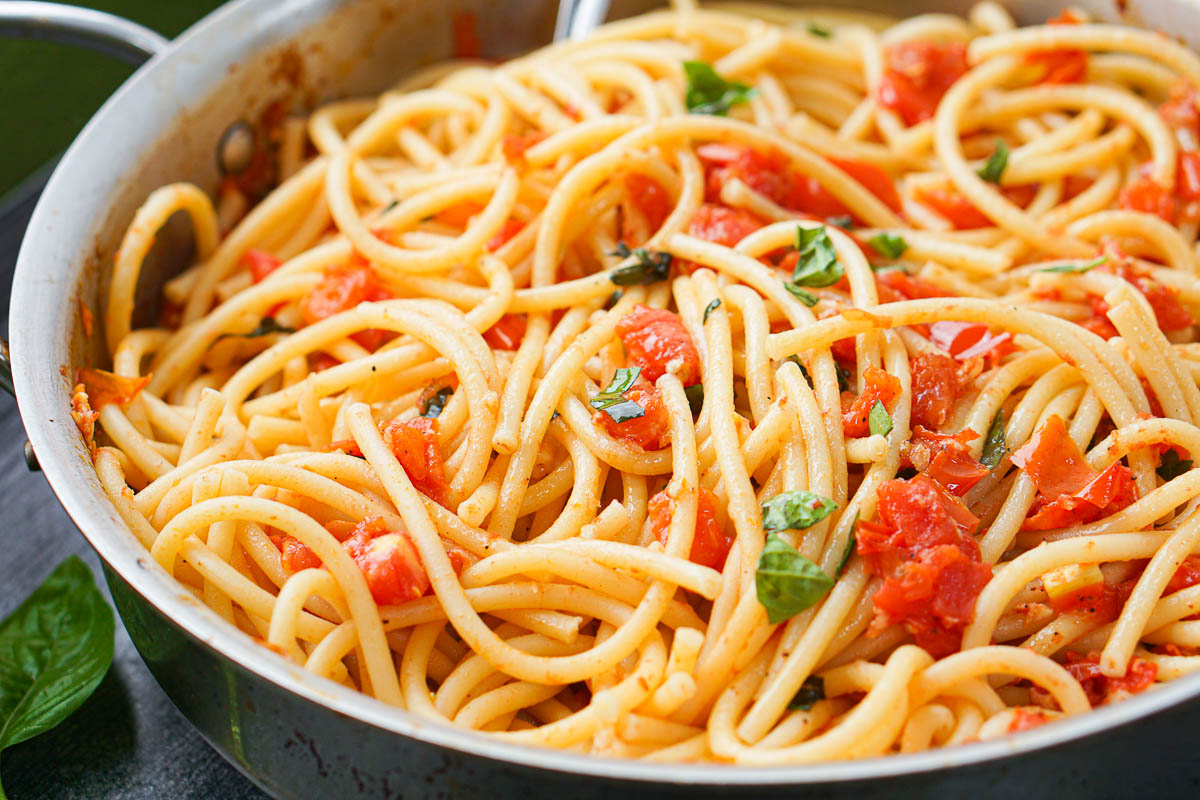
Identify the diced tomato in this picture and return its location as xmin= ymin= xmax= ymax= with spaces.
xmin=625 ymin=173 xmax=673 ymax=231
xmin=1167 ymin=555 xmax=1200 ymax=594
xmin=1160 ymin=81 xmax=1200 ymax=139
xmin=1094 ymin=240 xmax=1194 ymax=333
xmin=76 ymin=367 xmax=149 ymax=410
xmin=243 ymin=249 xmax=283 ymax=283
xmin=649 ymin=486 xmax=733 ymax=570
xmin=483 ymin=314 xmax=526 ymax=350
xmin=502 ymin=132 xmax=547 ymax=164
xmin=486 ymin=219 xmax=525 ymax=251
xmin=451 ymin=11 xmax=482 ymax=59
xmin=903 ymin=427 xmax=989 ymax=496
xmin=856 ymin=475 xmax=991 ymax=656
xmin=1012 ymin=414 xmax=1100 ymax=498
xmin=875 ymin=270 xmax=951 ymax=304
xmin=301 ymin=264 xmax=395 ymax=351
xmin=309 ymin=352 xmax=341 ymax=372
xmin=343 ymin=516 xmax=430 ymax=605
xmin=910 ymin=352 xmax=972 ymax=430
xmin=616 ymin=305 xmax=702 ymax=386
xmin=877 ymin=41 xmax=969 ymax=126
xmin=917 ymin=186 xmax=993 ymax=229
xmin=1025 ymin=49 xmax=1087 ymax=84
xmin=929 ymin=321 xmax=1013 ymax=362
xmin=595 ymin=384 xmax=670 ymax=450
xmin=435 ymin=202 xmax=483 ymax=228
xmin=280 ymin=536 xmax=321 ymax=572
xmin=1177 ymin=151 xmax=1200 ymax=223
xmin=686 ymin=203 xmax=764 ymax=248
xmin=1119 ymin=170 xmax=1176 ymax=223
xmin=1008 ymin=707 xmax=1051 ymax=733
xmin=830 ymin=158 xmax=903 ymax=213
xmin=1062 ymin=651 xmax=1157 ymax=707
xmin=841 ymin=366 xmax=902 ymax=437
xmin=380 ymin=417 xmax=450 ymax=505
xmin=1048 ymin=579 xmax=1107 ymax=615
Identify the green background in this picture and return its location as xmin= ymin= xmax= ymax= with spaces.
xmin=0 ymin=0 xmax=225 ymax=199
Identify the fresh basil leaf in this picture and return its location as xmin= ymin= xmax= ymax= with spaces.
xmin=788 ymin=675 xmax=826 ymax=710
xmin=221 ymin=316 xmax=295 ymax=339
xmin=977 ymin=140 xmax=1009 ymax=183
xmin=1158 ymin=449 xmax=1194 ymax=481
xmin=756 ymin=533 xmax=835 ymax=623
xmin=420 ymin=386 xmax=453 ymax=418
xmin=981 ymin=410 xmax=1006 ymax=468
xmin=591 ymin=368 xmax=646 ymax=422
xmin=683 ymin=60 xmax=758 ymax=116
xmin=0 ymin=556 xmax=114 ymax=799
xmin=605 ymin=290 xmax=623 ymax=310
xmin=761 ymin=490 xmax=838 ymax=532
xmin=825 ymin=214 xmax=854 ymax=230
xmin=684 ymin=383 xmax=705 ymax=416
xmin=836 ymin=363 xmax=851 ymax=392
xmin=836 ymin=515 xmax=858 ymax=577
xmin=807 ymin=22 xmax=831 ymax=38
xmin=791 ymin=226 xmax=843 ymax=287
xmin=609 ymin=242 xmax=672 ymax=286
xmin=1038 ymin=256 xmax=1106 ymax=274
xmin=868 ymin=400 xmax=893 ymax=437
xmin=383 ymin=198 xmax=400 ymax=213
xmin=783 ymin=282 xmax=819 ymax=307
xmin=598 ymin=399 xmax=645 ymax=423
xmin=703 ymin=299 xmax=721 ymax=323
xmin=867 ymin=232 xmax=908 ymax=260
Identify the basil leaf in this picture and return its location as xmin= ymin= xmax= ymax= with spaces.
xmin=1158 ymin=449 xmax=1194 ymax=481
xmin=420 ymin=386 xmax=453 ymax=418
xmin=825 ymin=214 xmax=854 ymax=230
xmin=221 ymin=316 xmax=295 ymax=339
xmin=604 ymin=290 xmax=623 ymax=310
xmin=685 ymin=383 xmax=704 ymax=416
xmin=977 ymin=140 xmax=1009 ymax=183
xmin=382 ymin=198 xmax=400 ymax=213
xmin=788 ymin=675 xmax=826 ymax=710
xmin=756 ymin=533 xmax=835 ymax=623
xmin=609 ymin=242 xmax=672 ymax=286
xmin=761 ymin=490 xmax=838 ymax=532
xmin=0 ymin=556 xmax=114 ymax=798
xmin=591 ymin=368 xmax=646 ymax=422
xmin=1038 ymin=256 xmax=1106 ymax=274
xmin=703 ymin=299 xmax=722 ymax=323
xmin=683 ymin=60 xmax=758 ymax=116
xmin=597 ymin=400 xmax=645 ymax=423
xmin=807 ymin=22 xmax=831 ymax=38
xmin=791 ymin=226 xmax=843 ymax=287
xmin=867 ymin=232 xmax=908 ymax=260
xmin=836 ymin=516 xmax=858 ymax=577
xmin=868 ymin=400 xmax=893 ymax=437
xmin=783 ymin=282 xmax=819 ymax=307
xmin=836 ymin=363 xmax=851 ymax=392
xmin=981 ymin=410 xmax=1006 ymax=468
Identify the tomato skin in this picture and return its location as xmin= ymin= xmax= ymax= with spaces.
xmin=1011 ymin=414 xmax=1098 ymax=497
xmin=381 ymin=417 xmax=450 ymax=505
xmin=1063 ymin=651 xmax=1157 ymax=707
xmin=841 ymin=366 xmax=902 ymax=437
xmin=877 ymin=41 xmax=969 ymax=126
xmin=483 ymin=314 xmax=527 ymax=350
xmin=243 ymin=249 xmax=283 ymax=283
xmin=917 ymin=186 xmax=992 ymax=229
xmin=501 ymin=132 xmax=547 ymax=164
xmin=649 ymin=486 xmax=733 ymax=570
xmin=1167 ymin=555 xmax=1200 ymax=593
xmin=280 ymin=536 xmax=322 ymax=572
xmin=929 ymin=321 xmax=1013 ymax=363
xmin=344 ymin=516 xmax=431 ymax=605
xmin=910 ymin=353 xmax=964 ymax=430
xmin=616 ymin=305 xmax=702 ymax=386
xmin=486 ymin=219 xmax=525 ymax=251
xmin=1119 ymin=171 xmax=1176 ymax=223
xmin=76 ymin=368 xmax=149 ymax=410
xmin=301 ymin=264 xmax=395 ymax=350
xmin=686 ymin=203 xmax=765 ymax=249
xmin=625 ymin=173 xmax=673 ymax=231
xmin=1086 ymin=240 xmax=1194 ymax=335
xmin=1008 ymin=708 xmax=1050 ymax=733
xmin=436 ymin=201 xmax=483 ymax=228
xmin=904 ymin=427 xmax=989 ymax=496
xmin=595 ymin=384 xmax=670 ymax=450
xmin=1160 ymin=81 xmax=1200 ymax=138
xmin=1025 ymin=48 xmax=1087 ymax=84
xmin=830 ymin=158 xmax=903 ymax=213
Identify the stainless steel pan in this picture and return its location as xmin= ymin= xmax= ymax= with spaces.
xmin=7 ymin=1 xmax=1200 ymax=796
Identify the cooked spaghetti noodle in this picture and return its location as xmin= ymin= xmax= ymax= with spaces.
xmin=73 ymin=1 xmax=1200 ymax=761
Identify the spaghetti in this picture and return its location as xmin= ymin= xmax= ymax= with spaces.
xmin=73 ymin=1 xmax=1200 ymax=762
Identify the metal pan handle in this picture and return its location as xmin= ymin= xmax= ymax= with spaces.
xmin=554 ymin=0 xmax=612 ymax=42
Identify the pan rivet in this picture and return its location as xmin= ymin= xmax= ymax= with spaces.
xmin=23 ymin=440 xmax=40 ymax=472
xmin=217 ymin=120 xmax=255 ymax=175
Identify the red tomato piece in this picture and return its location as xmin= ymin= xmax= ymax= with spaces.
xmin=502 ymin=132 xmax=547 ymax=164
xmin=280 ymin=536 xmax=321 ymax=572
xmin=841 ymin=366 xmax=902 ymax=437
xmin=904 ymin=427 xmax=989 ymax=496
xmin=344 ymin=516 xmax=431 ymax=605
xmin=686 ymin=203 xmax=765 ymax=248
xmin=1047 ymin=579 xmax=1107 ymax=615
xmin=830 ymin=158 xmax=903 ymax=213
xmin=875 ymin=270 xmax=951 ymax=303
xmin=929 ymin=320 xmax=1013 ymax=363
xmin=243 ymin=249 xmax=283 ymax=283
xmin=435 ymin=201 xmax=484 ymax=228
xmin=625 ymin=173 xmax=673 ymax=231
xmin=910 ymin=353 xmax=968 ymax=430
xmin=1167 ymin=555 xmax=1200 ymax=594
xmin=917 ymin=186 xmax=993 ymax=229
xmin=649 ymin=486 xmax=733 ymax=570
xmin=381 ymin=417 xmax=450 ymax=505
xmin=616 ymin=305 xmax=702 ymax=386
xmin=1010 ymin=414 xmax=1099 ymax=497
xmin=76 ymin=367 xmax=150 ymax=410
xmin=1176 ymin=151 xmax=1200 ymax=224
xmin=1063 ymin=651 xmax=1157 ymax=707
xmin=301 ymin=264 xmax=394 ymax=351
xmin=877 ymin=41 xmax=969 ymax=126
xmin=486 ymin=219 xmax=525 ymax=252
xmin=1119 ymin=166 xmax=1176 ymax=223
xmin=594 ymin=384 xmax=670 ymax=451
xmin=483 ymin=314 xmax=526 ymax=350
xmin=1025 ymin=48 xmax=1087 ymax=84
xmin=1160 ymin=81 xmax=1200 ymax=139
xmin=1008 ymin=708 xmax=1051 ymax=733
xmin=1098 ymin=240 xmax=1195 ymax=332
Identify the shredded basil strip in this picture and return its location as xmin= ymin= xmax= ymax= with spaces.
xmin=761 ymin=490 xmax=838 ymax=533
xmin=382 ymin=198 xmax=400 ymax=213
xmin=590 ymin=367 xmax=645 ymax=423
xmin=791 ymin=226 xmax=844 ymax=287
xmin=222 ymin=316 xmax=295 ymax=339
xmin=977 ymin=140 xmax=1009 ymax=183
xmin=756 ymin=533 xmax=835 ymax=624
xmin=836 ymin=363 xmax=851 ymax=392
xmin=420 ymin=386 xmax=453 ymax=418
xmin=788 ymin=675 xmax=827 ymax=710
xmin=867 ymin=232 xmax=908 ymax=260
xmin=1038 ymin=256 xmax=1106 ymax=274
xmin=1158 ymin=449 xmax=1194 ymax=481
xmin=836 ymin=517 xmax=858 ymax=577
xmin=604 ymin=289 xmax=623 ymax=309
xmin=981 ymin=410 xmax=1006 ymax=468
xmin=683 ymin=60 xmax=758 ymax=116
xmin=609 ymin=241 xmax=672 ymax=286
xmin=685 ymin=383 xmax=705 ymax=416
xmin=783 ymin=282 xmax=819 ymax=307
xmin=807 ymin=22 xmax=831 ymax=38
xmin=868 ymin=400 xmax=893 ymax=437
xmin=703 ymin=299 xmax=722 ymax=323
xmin=825 ymin=214 xmax=854 ymax=230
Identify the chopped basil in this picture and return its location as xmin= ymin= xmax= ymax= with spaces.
xmin=868 ymin=400 xmax=893 ymax=437
xmin=685 ymin=383 xmax=704 ymax=415
xmin=784 ymin=282 xmax=819 ymax=307
xmin=1038 ymin=256 xmax=1106 ymax=274
xmin=591 ymin=367 xmax=645 ymax=423
xmin=790 ymin=226 xmax=843 ymax=287
xmin=756 ymin=533 xmax=835 ymax=623
xmin=222 ymin=316 xmax=295 ymax=339
xmin=807 ymin=22 xmax=831 ymax=38
xmin=609 ymin=242 xmax=672 ymax=286
xmin=382 ymin=198 xmax=400 ymax=213
xmin=836 ymin=517 xmax=858 ymax=577
xmin=761 ymin=490 xmax=838 ymax=533
xmin=420 ymin=386 xmax=453 ymax=418
xmin=683 ymin=60 xmax=758 ymax=116
xmin=981 ymin=410 xmax=1006 ymax=468
xmin=703 ymin=299 xmax=722 ymax=323
xmin=825 ymin=214 xmax=854 ymax=230
xmin=867 ymin=232 xmax=908 ymax=260
xmin=788 ymin=675 xmax=826 ymax=710
xmin=604 ymin=289 xmax=623 ymax=310
xmin=977 ymin=140 xmax=1009 ymax=183
xmin=836 ymin=363 xmax=851 ymax=392
xmin=1158 ymin=449 xmax=1194 ymax=481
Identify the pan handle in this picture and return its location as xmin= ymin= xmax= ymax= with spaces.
xmin=0 ymin=1 xmax=167 ymax=64
xmin=554 ymin=0 xmax=612 ymax=42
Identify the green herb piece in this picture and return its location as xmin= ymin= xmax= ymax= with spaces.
xmin=0 ymin=557 xmax=114 ymax=800
xmin=788 ymin=675 xmax=826 ymax=710
xmin=981 ymin=410 xmax=1006 ymax=468
xmin=761 ymin=490 xmax=838 ymax=533
xmin=836 ymin=517 xmax=858 ymax=577
xmin=420 ymin=386 xmax=453 ymax=418
xmin=382 ymin=198 xmax=400 ymax=213
xmin=783 ymin=282 xmax=819 ymax=307
xmin=868 ymin=400 xmax=893 ymax=437
xmin=703 ymin=299 xmax=722 ymax=323
xmin=791 ymin=226 xmax=843 ymax=287
xmin=867 ymin=232 xmax=908 ymax=260
xmin=807 ymin=22 xmax=831 ymax=38
xmin=683 ymin=60 xmax=758 ymax=116
xmin=604 ymin=290 xmax=623 ymax=310
xmin=1158 ymin=449 xmax=1194 ymax=481
xmin=977 ymin=140 xmax=1009 ymax=183
xmin=1038 ymin=256 xmax=1106 ymax=274
xmin=825 ymin=214 xmax=854 ymax=230
xmin=756 ymin=533 xmax=835 ymax=623
xmin=836 ymin=363 xmax=851 ymax=392
xmin=609 ymin=242 xmax=672 ymax=286
xmin=221 ymin=317 xmax=295 ymax=339
xmin=685 ymin=383 xmax=705 ymax=415
xmin=590 ymin=367 xmax=645 ymax=423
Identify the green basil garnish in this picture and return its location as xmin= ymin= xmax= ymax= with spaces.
xmin=703 ymin=299 xmax=721 ymax=323
xmin=591 ymin=367 xmax=645 ymax=423
xmin=825 ymin=214 xmax=854 ymax=230
xmin=756 ymin=533 xmax=835 ymax=623
xmin=609 ymin=242 xmax=672 ymax=286
xmin=807 ymin=22 xmax=831 ymax=38
xmin=420 ymin=386 xmax=453 ymax=418
xmin=604 ymin=289 xmax=623 ymax=310
xmin=1158 ymin=449 xmax=1194 ymax=481
xmin=791 ymin=226 xmax=843 ymax=287
xmin=788 ymin=675 xmax=826 ymax=710
xmin=981 ymin=410 xmax=1006 ymax=468
xmin=761 ymin=490 xmax=838 ymax=533
xmin=222 ymin=316 xmax=295 ymax=339
xmin=836 ymin=363 xmax=851 ymax=392
xmin=683 ymin=60 xmax=758 ymax=116
xmin=867 ymin=232 xmax=908 ymax=260
xmin=977 ymin=140 xmax=1009 ymax=183
xmin=836 ymin=517 xmax=858 ymax=577
xmin=783 ymin=282 xmax=819 ymax=307
xmin=1038 ymin=256 xmax=1106 ymax=274
xmin=868 ymin=400 xmax=893 ymax=437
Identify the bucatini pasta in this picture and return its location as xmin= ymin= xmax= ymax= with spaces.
xmin=72 ymin=1 xmax=1200 ymax=762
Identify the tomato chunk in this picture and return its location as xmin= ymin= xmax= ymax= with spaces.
xmin=301 ymin=264 xmax=395 ymax=351
xmin=344 ymin=516 xmax=431 ymax=605
xmin=877 ymin=41 xmax=969 ymax=126
xmin=483 ymin=314 xmax=526 ymax=350
xmin=486 ymin=219 xmax=525 ymax=251
xmin=649 ymin=486 xmax=733 ymax=570
xmin=625 ymin=173 xmax=673 ymax=231
xmin=903 ymin=427 xmax=989 ymax=496
xmin=616 ymin=305 xmax=702 ymax=386
xmin=381 ymin=417 xmax=450 ymax=505
xmin=1119 ymin=169 xmax=1176 ymax=223
xmin=243 ymin=249 xmax=283 ymax=283
xmin=1062 ymin=651 xmax=1157 ymax=707
xmin=929 ymin=321 xmax=1014 ymax=363
xmin=686 ymin=203 xmax=764 ymax=248
xmin=1167 ymin=555 xmax=1200 ymax=594
xmin=1084 ymin=239 xmax=1194 ymax=336
xmin=595 ymin=384 xmax=670 ymax=450
xmin=502 ymin=132 xmax=547 ymax=164
xmin=76 ymin=367 xmax=149 ymax=410
xmin=910 ymin=353 xmax=971 ymax=430
xmin=1008 ymin=708 xmax=1051 ymax=733
xmin=280 ymin=536 xmax=321 ymax=572
xmin=1160 ymin=81 xmax=1200 ymax=139
xmin=917 ymin=186 xmax=992 ymax=229
xmin=841 ymin=366 xmax=902 ymax=437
